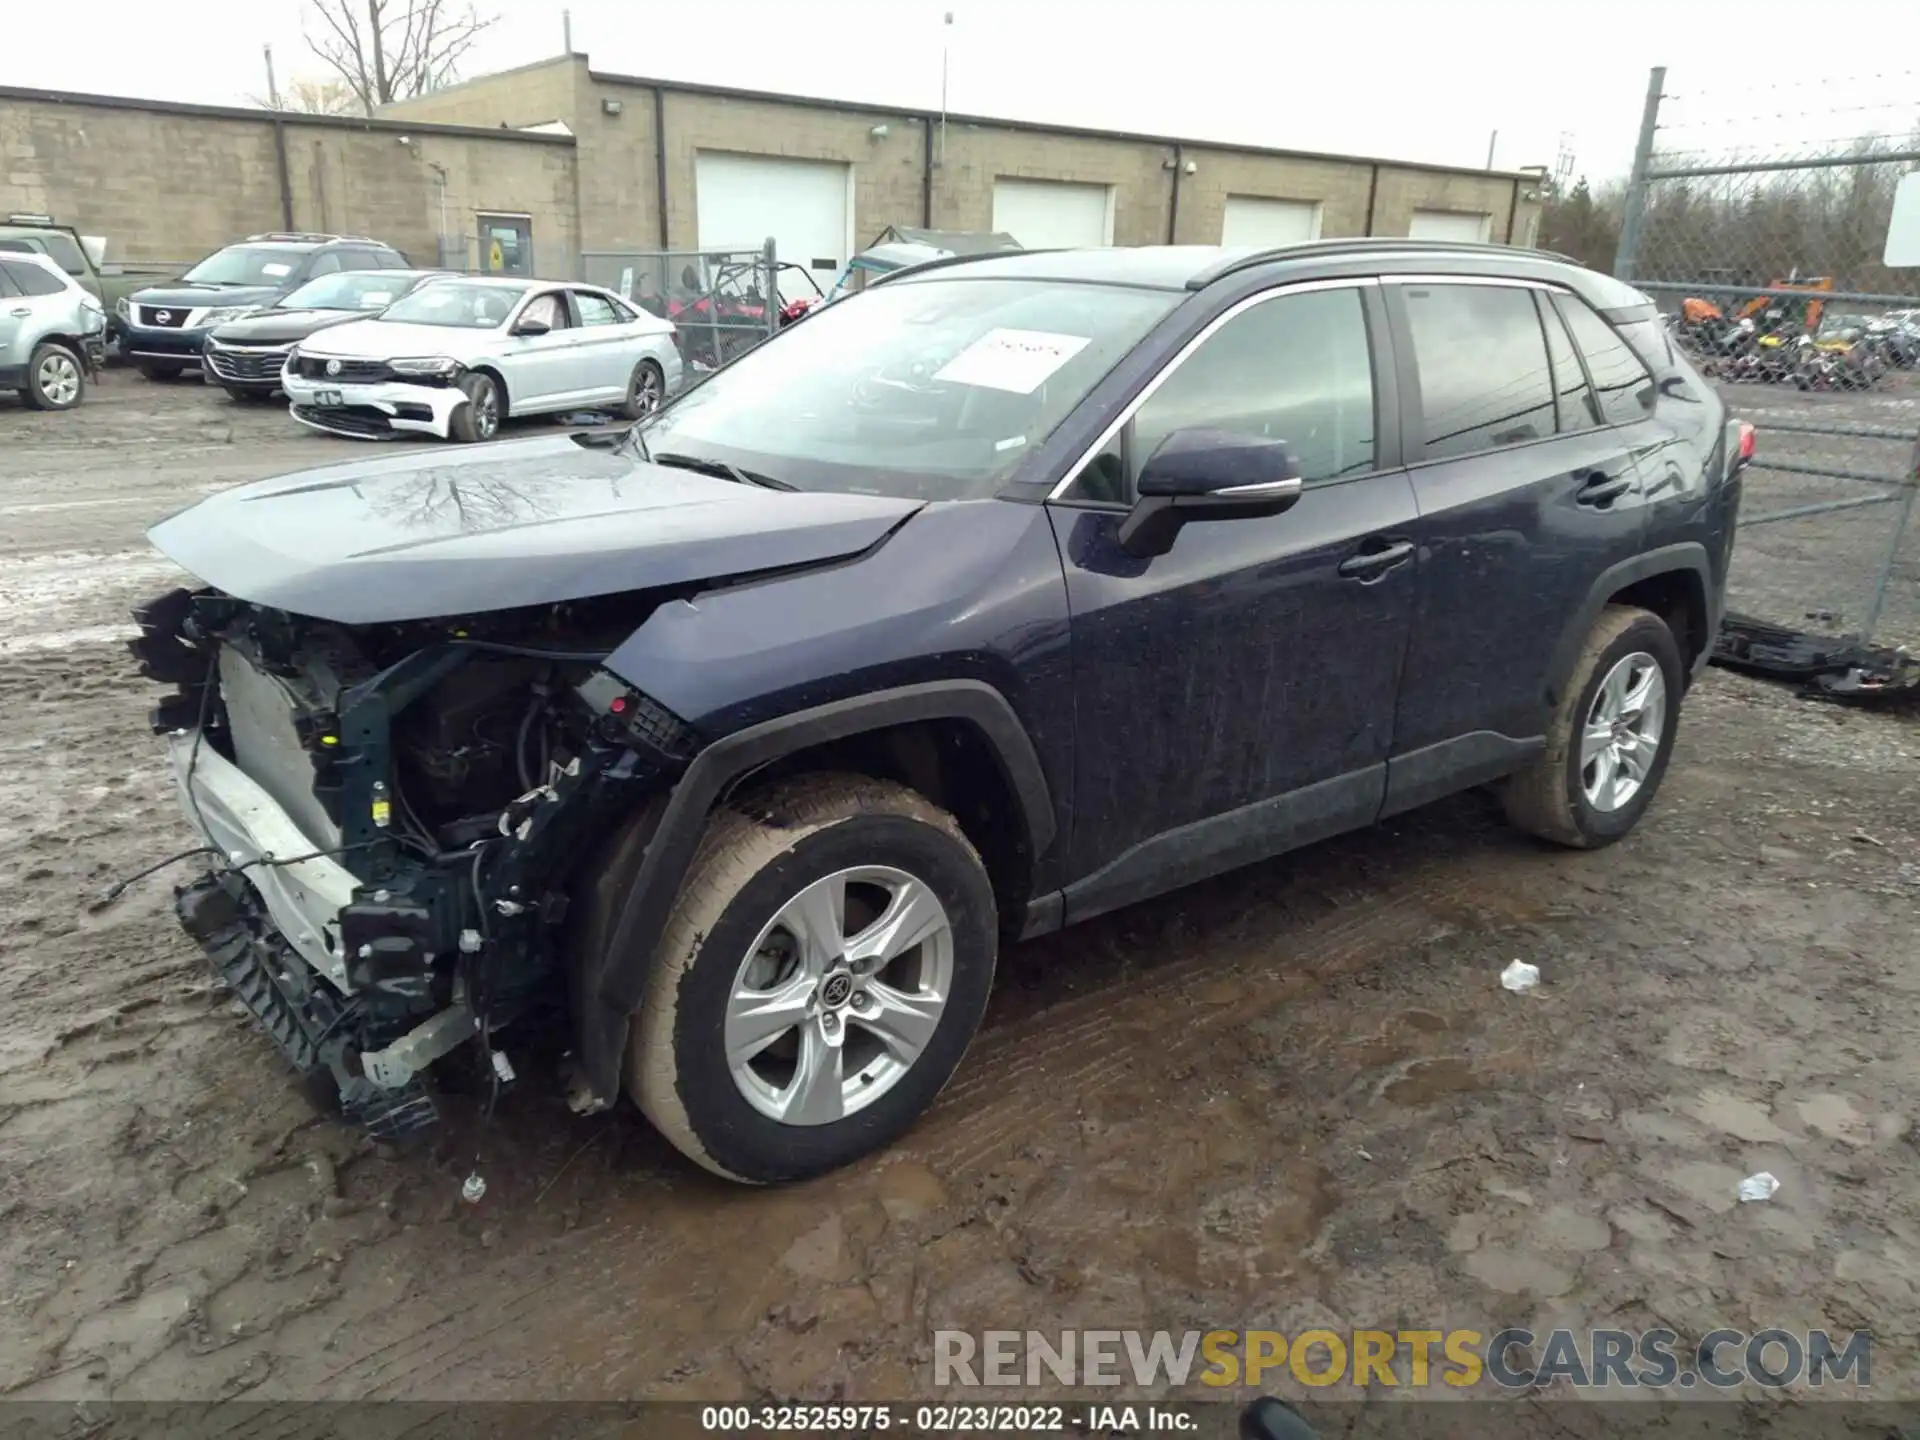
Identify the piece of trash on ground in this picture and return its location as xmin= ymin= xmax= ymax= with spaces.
xmin=461 ymin=1173 xmax=488 ymax=1204
xmin=1500 ymin=960 xmax=1541 ymax=993
xmin=1738 ymin=1172 xmax=1780 ymax=1203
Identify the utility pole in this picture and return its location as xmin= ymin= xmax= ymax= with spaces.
xmin=563 ymin=9 xmax=573 ymax=53
xmin=263 ymin=43 xmax=282 ymax=109
xmin=1486 ymin=129 xmax=1498 ymax=170
xmin=939 ymin=10 xmax=952 ymax=162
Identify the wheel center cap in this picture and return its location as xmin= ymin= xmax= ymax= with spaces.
xmin=820 ymin=972 xmax=854 ymax=1008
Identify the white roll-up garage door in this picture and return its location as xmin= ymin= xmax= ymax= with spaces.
xmin=1221 ymin=196 xmax=1324 ymax=246
xmin=1408 ymin=209 xmax=1493 ymax=242
xmin=695 ymin=152 xmax=851 ymax=301
xmin=991 ymin=178 xmax=1113 ymax=249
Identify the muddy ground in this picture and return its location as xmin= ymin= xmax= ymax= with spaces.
xmin=1 ymin=372 xmax=1918 ymax=1418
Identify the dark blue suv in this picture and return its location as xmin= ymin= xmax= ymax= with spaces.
xmin=132 ymin=240 xmax=1748 ymax=1182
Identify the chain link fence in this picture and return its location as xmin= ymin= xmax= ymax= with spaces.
xmin=581 ymin=241 xmax=783 ymax=374
xmin=1613 ymin=66 xmax=1920 ymax=670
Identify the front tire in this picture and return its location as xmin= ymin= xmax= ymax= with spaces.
xmin=628 ymin=774 xmax=998 ymax=1183
xmin=1502 ymin=605 xmax=1684 ymax=849
xmin=23 ymin=343 xmax=85 ymax=410
xmin=449 ymin=371 xmax=501 ymax=443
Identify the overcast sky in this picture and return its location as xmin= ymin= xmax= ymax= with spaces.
xmin=6 ymin=0 xmax=1918 ymax=182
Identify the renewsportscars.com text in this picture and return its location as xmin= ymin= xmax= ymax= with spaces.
xmin=933 ymin=1327 xmax=1873 ymax=1390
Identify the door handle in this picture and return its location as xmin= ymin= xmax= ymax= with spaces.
xmin=8 ymin=308 xmax=31 ymax=318
xmin=1576 ymin=470 xmax=1634 ymax=506
xmin=1338 ymin=537 xmax=1415 ymax=580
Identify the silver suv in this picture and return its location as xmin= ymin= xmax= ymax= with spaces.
xmin=0 ymin=251 xmax=107 ymax=409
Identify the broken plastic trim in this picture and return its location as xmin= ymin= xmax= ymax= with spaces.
xmin=1711 ymin=611 xmax=1919 ymax=703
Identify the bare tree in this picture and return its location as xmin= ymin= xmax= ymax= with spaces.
xmin=247 ymin=76 xmax=362 ymax=115
xmin=299 ymin=0 xmax=497 ymax=117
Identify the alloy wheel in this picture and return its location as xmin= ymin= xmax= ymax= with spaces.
xmin=472 ymin=382 xmax=499 ymax=439
xmin=633 ymin=364 xmax=663 ymax=414
xmin=724 ymin=865 xmax=954 ymax=1126
xmin=1580 ymin=651 xmax=1667 ymax=813
xmin=37 ymin=351 xmax=81 ymax=407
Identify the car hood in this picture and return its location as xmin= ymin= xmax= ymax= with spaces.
xmin=131 ymin=282 xmax=284 ymax=309
xmin=211 ymin=308 xmax=364 ymax=345
xmin=146 ymin=434 xmax=924 ymax=625
xmin=300 ymin=318 xmax=495 ymax=360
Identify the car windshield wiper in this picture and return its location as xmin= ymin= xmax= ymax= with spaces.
xmin=650 ymin=451 xmax=795 ymax=491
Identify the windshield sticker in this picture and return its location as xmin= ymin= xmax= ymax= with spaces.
xmin=932 ymin=328 xmax=1091 ymax=393
xmin=260 ymin=262 xmax=293 ymax=277
xmin=995 ymin=435 xmax=1027 ymax=452
xmin=359 ymin=291 xmax=394 ymax=307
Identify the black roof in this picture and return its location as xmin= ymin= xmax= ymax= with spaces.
xmin=878 ymin=240 xmax=1655 ymax=319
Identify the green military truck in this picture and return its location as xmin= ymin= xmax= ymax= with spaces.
xmin=0 ymin=214 xmax=179 ymax=353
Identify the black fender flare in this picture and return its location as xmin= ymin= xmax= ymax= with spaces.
xmin=1544 ymin=542 xmax=1716 ymax=714
xmin=572 ymin=680 xmax=1055 ymax=1104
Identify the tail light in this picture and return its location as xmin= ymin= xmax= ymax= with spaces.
xmin=1729 ymin=419 xmax=1756 ymax=476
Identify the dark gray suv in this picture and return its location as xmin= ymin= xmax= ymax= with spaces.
xmin=121 ymin=232 xmax=408 ymax=380
xmin=133 ymin=239 xmax=1750 ymax=1183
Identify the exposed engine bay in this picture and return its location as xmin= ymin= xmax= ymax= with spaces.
xmin=129 ymin=585 xmax=698 ymax=1140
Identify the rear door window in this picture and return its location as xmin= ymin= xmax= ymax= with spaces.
xmin=0 ymin=263 xmax=20 ymax=298
xmin=4 ymin=259 xmax=65 ymax=297
xmin=573 ymin=291 xmax=620 ymax=327
xmin=1535 ymin=292 xmax=1602 ymax=433
xmin=1402 ymin=283 xmax=1555 ymax=461
xmin=1553 ymin=295 xmax=1656 ymax=426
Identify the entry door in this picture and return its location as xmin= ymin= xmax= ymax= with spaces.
xmin=1045 ymin=281 xmax=1419 ymax=921
xmin=478 ymin=215 xmax=534 ymax=276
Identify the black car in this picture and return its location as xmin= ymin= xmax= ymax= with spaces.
xmin=121 ymin=233 xmax=408 ymax=380
xmin=131 ymin=239 xmax=1750 ymax=1183
xmin=201 ymin=268 xmax=447 ymax=400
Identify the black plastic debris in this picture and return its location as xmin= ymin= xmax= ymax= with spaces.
xmin=1712 ymin=611 xmax=1919 ymax=703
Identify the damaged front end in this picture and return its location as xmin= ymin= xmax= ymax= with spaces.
xmin=129 ymin=585 xmax=697 ymax=1140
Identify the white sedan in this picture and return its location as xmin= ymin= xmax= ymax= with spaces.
xmin=281 ymin=276 xmax=682 ymax=442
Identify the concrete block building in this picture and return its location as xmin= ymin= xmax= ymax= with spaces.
xmin=1 ymin=52 xmax=1543 ymax=282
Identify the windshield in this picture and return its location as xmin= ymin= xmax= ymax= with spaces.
xmin=279 ymin=271 xmax=414 ymax=311
xmin=638 ymin=276 xmax=1178 ymax=499
xmin=378 ymin=280 xmax=525 ymax=328
xmin=183 ymin=245 xmax=308 ymax=286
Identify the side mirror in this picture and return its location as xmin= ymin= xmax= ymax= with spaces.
xmin=1117 ymin=427 xmax=1304 ymax=558
xmin=514 ymin=317 xmax=551 ymax=337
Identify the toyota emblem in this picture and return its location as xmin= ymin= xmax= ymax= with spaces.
xmin=154 ymin=310 xmax=171 ymax=324
xmin=325 ymin=359 xmax=342 ymax=376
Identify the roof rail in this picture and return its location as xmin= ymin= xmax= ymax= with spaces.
xmin=866 ymin=247 xmax=1066 ymax=288
xmin=243 ymin=231 xmax=383 ymax=245
xmin=6 ymin=212 xmax=59 ymax=226
xmin=1189 ymin=237 xmax=1581 ymax=289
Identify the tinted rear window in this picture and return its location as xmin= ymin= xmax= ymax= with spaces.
xmin=1403 ymin=283 xmax=1555 ymax=460
xmin=1554 ymin=295 xmax=1655 ymax=426
xmin=2 ymin=259 xmax=66 ymax=297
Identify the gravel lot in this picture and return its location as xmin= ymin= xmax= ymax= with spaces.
xmin=2 ymin=371 xmax=1918 ymax=1420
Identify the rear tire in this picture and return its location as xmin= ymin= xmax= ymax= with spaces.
xmin=449 ymin=371 xmax=500 ymax=443
xmin=621 ymin=359 xmax=665 ymax=420
xmin=23 ymin=343 xmax=85 ymax=410
xmin=1501 ymin=605 xmax=1684 ymax=849
xmin=137 ymin=361 xmax=182 ymax=381
xmin=628 ymin=774 xmax=998 ymax=1184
